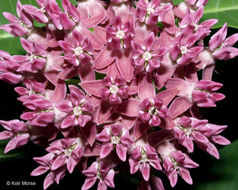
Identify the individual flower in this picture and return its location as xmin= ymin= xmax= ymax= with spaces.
xmin=0 ymin=120 xmax=29 ymax=153
xmin=209 ymin=23 xmax=238 ymax=60
xmin=163 ymin=150 xmax=199 ymax=187
xmin=46 ymin=138 xmax=84 ymax=173
xmin=106 ymin=16 xmax=134 ymax=50
xmin=12 ymin=38 xmax=47 ymax=73
xmin=169 ymin=28 xmax=204 ymax=66
xmin=96 ymin=123 xmax=133 ymax=161
xmin=129 ymin=144 xmax=162 ymax=181
xmin=174 ymin=116 xmax=209 ymax=152
xmin=100 ymin=76 xmax=129 ymax=105
xmin=56 ymin=85 xmax=93 ymax=129
xmin=82 ymin=161 xmax=115 ymax=190
xmin=139 ymin=96 xmax=168 ymax=127
xmin=131 ymin=32 xmax=167 ymax=73
xmin=58 ymin=30 xmax=94 ymax=67
xmin=0 ymin=1 xmax=33 ymax=36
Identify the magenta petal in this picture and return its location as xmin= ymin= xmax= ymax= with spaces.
xmin=0 ymin=131 xmax=13 ymax=140
xmin=67 ymin=157 xmax=78 ymax=173
xmin=81 ymin=177 xmax=97 ymax=190
xmin=95 ymin=102 xmax=114 ymax=124
xmin=140 ymin=164 xmax=150 ymax=181
xmin=94 ymin=47 xmax=115 ymax=69
xmin=168 ymin=170 xmax=178 ymax=187
xmin=116 ymin=98 xmax=140 ymax=117
xmin=43 ymin=172 xmax=55 ymax=190
xmin=116 ymin=53 xmax=134 ymax=82
xmin=179 ymin=168 xmax=193 ymax=184
xmin=4 ymin=134 xmax=29 ymax=153
xmin=138 ymin=75 xmax=155 ymax=100
xmin=116 ymin=144 xmax=127 ymax=161
xmin=81 ymin=123 xmax=96 ymax=146
xmin=156 ymin=89 xmax=178 ymax=106
xmin=80 ymin=80 xmax=104 ymax=97
xmin=133 ymin=121 xmax=149 ymax=140
xmin=31 ymin=166 xmax=49 ymax=176
xmin=51 ymin=155 xmax=67 ymax=170
xmin=104 ymin=169 xmax=115 ymax=188
xmin=168 ymin=97 xmax=192 ymax=119
xmin=100 ymin=143 xmax=113 ymax=159
xmin=61 ymin=115 xmax=76 ymax=129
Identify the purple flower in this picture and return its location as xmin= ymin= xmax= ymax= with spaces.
xmin=96 ymin=123 xmax=133 ymax=161
xmin=0 ymin=120 xmax=29 ymax=153
xmin=163 ymin=150 xmax=199 ymax=187
xmin=82 ymin=161 xmax=115 ymax=190
xmin=12 ymin=38 xmax=47 ymax=73
xmin=174 ymin=116 xmax=209 ymax=152
xmin=209 ymin=23 xmax=238 ymax=60
xmin=129 ymin=144 xmax=162 ymax=181
xmin=131 ymin=32 xmax=167 ymax=73
xmin=106 ymin=16 xmax=134 ymax=50
xmin=59 ymin=30 xmax=94 ymax=67
xmin=139 ymin=96 xmax=168 ymax=127
xmin=56 ymin=85 xmax=93 ymax=129
xmin=100 ymin=76 xmax=128 ymax=105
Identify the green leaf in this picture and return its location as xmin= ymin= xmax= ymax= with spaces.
xmin=0 ymin=31 xmax=24 ymax=55
xmin=202 ymin=0 xmax=238 ymax=29
xmin=192 ymin=140 xmax=238 ymax=190
xmin=172 ymin=0 xmax=238 ymax=29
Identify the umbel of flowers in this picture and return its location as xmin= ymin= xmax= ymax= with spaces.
xmin=0 ymin=0 xmax=236 ymax=189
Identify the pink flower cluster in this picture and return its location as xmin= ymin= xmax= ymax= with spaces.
xmin=0 ymin=0 xmax=237 ymax=189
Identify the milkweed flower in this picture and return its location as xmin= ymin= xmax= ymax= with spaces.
xmin=0 ymin=0 xmax=236 ymax=189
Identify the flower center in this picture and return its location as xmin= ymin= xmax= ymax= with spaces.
xmin=148 ymin=106 xmax=158 ymax=116
xmin=29 ymin=54 xmax=35 ymax=62
xmin=73 ymin=106 xmax=82 ymax=116
xmin=147 ymin=6 xmax=155 ymax=15
xmin=116 ymin=30 xmax=125 ymax=39
xmin=110 ymin=85 xmax=119 ymax=94
xmin=140 ymin=148 xmax=149 ymax=163
xmin=111 ymin=136 xmax=120 ymax=144
xmin=143 ymin=51 xmax=152 ymax=61
xmin=193 ymin=23 xmax=199 ymax=32
xmin=180 ymin=45 xmax=189 ymax=55
xmin=74 ymin=46 xmax=83 ymax=56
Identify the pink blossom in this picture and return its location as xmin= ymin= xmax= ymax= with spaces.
xmin=174 ymin=116 xmax=209 ymax=152
xmin=96 ymin=123 xmax=133 ymax=161
xmin=56 ymin=85 xmax=93 ymax=128
xmin=12 ymin=38 xmax=47 ymax=73
xmin=0 ymin=0 xmax=236 ymax=189
xmin=163 ymin=150 xmax=199 ymax=187
xmin=46 ymin=138 xmax=84 ymax=173
xmin=100 ymin=76 xmax=128 ymax=105
xmin=169 ymin=28 xmax=203 ymax=66
xmin=131 ymin=32 xmax=167 ymax=73
xmin=82 ymin=161 xmax=115 ymax=190
xmin=0 ymin=1 xmax=33 ymax=36
xmin=106 ymin=16 xmax=134 ymax=50
xmin=139 ymin=96 xmax=168 ymax=126
xmin=129 ymin=144 xmax=162 ymax=181
xmin=59 ymin=30 xmax=94 ymax=67
xmin=0 ymin=50 xmax=22 ymax=84
xmin=0 ymin=120 xmax=29 ymax=153
xmin=209 ymin=23 xmax=238 ymax=60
